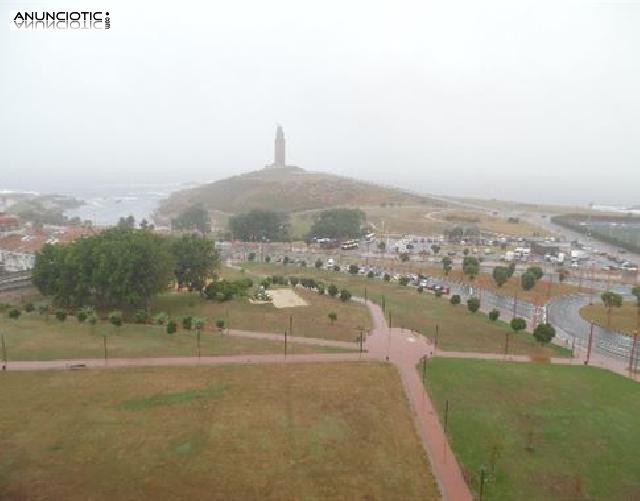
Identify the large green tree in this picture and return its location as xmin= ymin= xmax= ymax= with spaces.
xmin=229 ymin=209 xmax=288 ymax=241
xmin=171 ymin=235 xmax=220 ymax=290
xmin=32 ymin=228 xmax=174 ymax=309
xmin=463 ymin=256 xmax=480 ymax=281
xmin=492 ymin=266 xmax=510 ymax=287
xmin=309 ymin=208 xmax=365 ymax=239
xmin=601 ymin=291 xmax=623 ymax=327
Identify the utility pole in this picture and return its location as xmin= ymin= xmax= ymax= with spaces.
xmin=513 ymin=291 xmax=518 ymax=319
xmin=1 ymin=334 xmax=6 ymax=371
xmin=103 ymin=336 xmax=108 ymax=365
xmin=434 ymin=324 xmax=439 ymax=351
xmin=586 ymin=322 xmax=594 ymax=365
xmin=284 ymin=329 xmax=288 ymax=358
xmin=197 ymin=328 xmax=201 ymax=359
xmin=289 ymin=315 xmax=293 ymax=339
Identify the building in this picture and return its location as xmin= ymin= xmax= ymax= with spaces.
xmin=266 ymin=125 xmax=289 ymax=168
xmin=0 ymin=213 xmax=20 ymax=234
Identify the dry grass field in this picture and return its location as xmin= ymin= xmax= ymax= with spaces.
xmin=0 ymin=363 xmax=439 ymax=500
xmin=150 ymin=288 xmax=373 ymax=342
xmin=580 ymin=301 xmax=640 ymax=334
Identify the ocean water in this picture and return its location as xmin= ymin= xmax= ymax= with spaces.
xmin=62 ymin=182 xmax=196 ymax=227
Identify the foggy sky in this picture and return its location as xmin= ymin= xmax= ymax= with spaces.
xmin=1 ymin=0 xmax=639 ymax=206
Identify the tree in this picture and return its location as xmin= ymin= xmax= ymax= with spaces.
xmin=377 ymin=241 xmax=386 ymax=252
xmin=601 ymin=291 xmax=623 ymax=327
xmin=463 ymin=248 xmax=470 ymax=256
xmin=492 ymin=266 xmax=509 ymax=287
xmin=339 ymin=289 xmax=352 ymax=302
xmin=171 ymin=234 xmax=220 ymax=291
xmin=631 ymin=286 xmax=640 ymax=306
xmin=55 ymin=309 xmax=67 ymax=321
xmin=521 ymin=272 xmax=536 ymax=291
xmin=430 ymin=244 xmax=441 ymax=255
xmin=399 ymin=276 xmax=410 ymax=286
xmin=399 ymin=253 xmax=410 ymax=262
xmin=463 ymin=257 xmax=480 ymax=281
xmin=506 ymin=262 xmax=516 ymax=278
xmin=171 ymin=204 xmax=211 ymax=234
xmin=182 ymin=316 xmax=193 ymax=330
xmin=229 ymin=209 xmax=288 ymax=241
xmin=328 ymin=312 xmax=337 ymax=324
xmin=8 ymin=308 xmax=21 ymax=320
xmin=383 ymin=273 xmax=391 ymax=282
xmin=442 ymin=257 xmax=452 ymax=275
xmin=117 ymin=215 xmax=135 ymax=229
xmin=349 ymin=264 xmax=359 ymax=275
xmin=166 ymin=319 xmax=177 ymax=334
xmin=215 ymin=318 xmax=225 ymax=332
xmin=488 ymin=308 xmax=500 ymax=321
xmin=309 ymin=208 xmax=365 ymax=239
xmin=328 ymin=284 xmax=338 ymax=297
xmin=467 ymin=297 xmax=480 ymax=313
xmin=526 ymin=266 xmax=544 ymax=280
xmin=315 ymin=259 xmax=323 ymax=269
xmin=32 ymin=228 xmax=175 ymax=310
xmin=24 ymin=302 xmax=34 ymax=313
xmin=533 ymin=323 xmax=556 ymax=345
xmin=450 ymin=294 xmax=461 ymax=305
xmin=367 ymin=270 xmax=374 ymax=279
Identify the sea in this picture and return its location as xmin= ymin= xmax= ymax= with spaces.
xmin=62 ymin=182 xmax=197 ymax=227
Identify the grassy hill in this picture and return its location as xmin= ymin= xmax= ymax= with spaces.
xmin=158 ymin=166 xmax=442 ymax=217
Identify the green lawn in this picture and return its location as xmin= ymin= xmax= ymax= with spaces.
xmin=424 ymin=359 xmax=640 ymax=500
xmin=244 ymin=263 xmax=568 ymax=357
xmin=0 ymin=314 xmax=351 ymax=361
xmin=0 ymin=363 xmax=439 ymax=500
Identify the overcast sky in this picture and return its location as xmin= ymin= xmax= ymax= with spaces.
xmin=1 ymin=0 xmax=639 ymax=205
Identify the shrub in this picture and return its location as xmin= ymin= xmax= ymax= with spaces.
xmin=349 ymin=264 xmax=359 ymax=275
xmin=367 ymin=270 xmax=374 ymax=279
xmin=333 ymin=265 xmax=340 ymax=272
xmin=283 ymin=256 xmax=289 ymax=265
xmin=182 ymin=315 xmax=193 ymax=330
xmin=109 ymin=311 xmax=122 ymax=327
xmin=37 ymin=303 xmax=49 ymax=315
xmin=450 ymin=294 xmax=461 ymax=305
xmin=417 ymin=286 xmax=424 ymax=293
xmin=193 ymin=317 xmax=205 ymax=330
xmin=328 ymin=284 xmax=339 ymax=297
xmin=248 ymin=252 xmax=256 ymax=261
xmin=300 ymin=260 xmax=307 ymax=267
xmin=134 ymin=309 xmax=151 ymax=324
xmin=265 ymin=255 xmax=271 ymax=263
xmin=533 ymin=323 xmax=556 ymax=345
xmin=383 ymin=273 xmax=391 ymax=282
xmin=154 ymin=312 xmax=169 ymax=325
xmin=399 ymin=276 xmax=409 ymax=286
xmin=488 ymin=309 xmax=500 ymax=321
xmin=215 ymin=318 xmax=226 ymax=331
xmin=166 ymin=319 xmax=177 ymax=334
xmin=24 ymin=302 xmax=35 ymax=313
xmin=526 ymin=266 xmax=544 ymax=280
xmin=77 ymin=310 xmax=88 ymax=322
xmin=399 ymin=253 xmax=410 ymax=262
xmin=290 ymin=277 xmax=299 ymax=287
xmin=328 ymin=312 xmax=337 ymax=324
xmin=8 ymin=308 xmax=21 ymax=320
xmin=87 ymin=314 xmax=98 ymax=326
xmin=317 ymin=284 xmax=325 ymax=295
xmin=467 ymin=298 xmax=480 ymax=313
xmin=510 ymin=317 xmax=527 ymax=332
xmin=434 ymin=289 xmax=443 ymax=298
xmin=315 ymin=259 xmax=323 ymax=268
xmin=339 ymin=289 xmax=352 ymax=302
xmin=55 ymin=309 xmax=67 ymax=321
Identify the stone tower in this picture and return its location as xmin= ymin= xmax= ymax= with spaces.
xmin=273 ymin=124 xmax=286 ymax=168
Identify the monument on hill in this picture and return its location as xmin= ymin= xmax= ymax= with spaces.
xmin=266 ymin=125 xmax=290 ymax=169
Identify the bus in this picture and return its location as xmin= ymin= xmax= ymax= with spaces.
xmin=341 ymin=239 xmax=359 ymax=250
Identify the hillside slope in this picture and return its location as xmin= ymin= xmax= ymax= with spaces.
xmin=158 ymin=167 xmax=440 ymax=216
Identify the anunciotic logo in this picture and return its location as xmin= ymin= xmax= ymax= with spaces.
xmin=10 ymin=11 xmax=111 ymax=30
